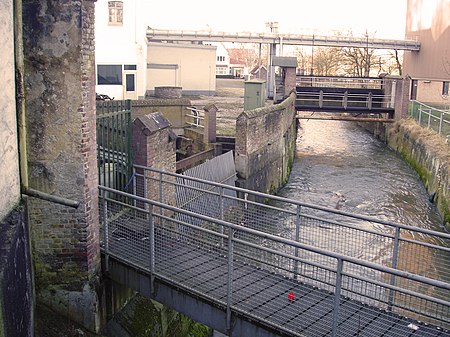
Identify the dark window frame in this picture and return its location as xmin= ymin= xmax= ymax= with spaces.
xmin=443 ymin=81 xmax=449 ymax=96
xmin=97 ymin=64 xmax=122 ymax=85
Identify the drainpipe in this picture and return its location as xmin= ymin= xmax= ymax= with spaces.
xmin=14 ymin=0 xmax=28 ymax=191
xmin=14 ymin=0 xmax=79 ymax=209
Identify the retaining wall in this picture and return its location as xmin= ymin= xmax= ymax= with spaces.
xmin=387 ymin=119 xmax=450 ymax=229
xmin=235 ymin=92 xmax=297 ymax=195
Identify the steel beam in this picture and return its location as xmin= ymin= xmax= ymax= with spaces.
xmin=147 ymin=29 xmax=420 ymax=51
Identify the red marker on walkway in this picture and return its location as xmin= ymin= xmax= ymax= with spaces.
xmin=288 ymin=291 xmax=295 ymax=302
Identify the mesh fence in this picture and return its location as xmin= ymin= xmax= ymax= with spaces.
xmin=99 ymin=185 xmax=450 ymax=335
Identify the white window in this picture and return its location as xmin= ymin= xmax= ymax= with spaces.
xmin=108 ymin=1 xmax=123 ymax=25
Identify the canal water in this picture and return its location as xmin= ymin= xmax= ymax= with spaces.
xmin=278 ymin=119 xmax=444 ymax=232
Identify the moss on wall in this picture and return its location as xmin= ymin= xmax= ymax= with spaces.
xmin=387 ymin=119 xmax=450 ymax=230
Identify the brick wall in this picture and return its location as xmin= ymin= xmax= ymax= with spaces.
xmin=22 ymin=0 xmax=101 ymax=332
xmin=132 ymin=113 xmax=177 ymax=207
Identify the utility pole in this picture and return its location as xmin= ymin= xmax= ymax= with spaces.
xmin=265 ymin=21 xmax=278 ymax=99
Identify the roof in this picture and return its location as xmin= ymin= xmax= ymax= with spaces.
xmin=135 ymin=112 xmax=171 ymax=135
xmin=272 ymin=56 xmax=298 ymax=67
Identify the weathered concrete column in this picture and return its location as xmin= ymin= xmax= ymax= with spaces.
xmin=382 ymin=75 xmax=411 ymax=120
xmin=22 ymin=1 xmax=102 ymax=332
xmin=203 ymin=103 xmax=217 ymax=143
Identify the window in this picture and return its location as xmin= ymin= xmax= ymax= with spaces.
xmin=108 ymin=1 xmax=123 ymax=25
xmin=443 ymin=81 xmax=449 ymax=96
xmin=97 ymin=65 xmax=122 ymax=85
xmin=124 ymin=64 xmax=136 ymax=70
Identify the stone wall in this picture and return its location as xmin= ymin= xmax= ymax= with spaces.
xmin=22 ymin=0 xmax=102 ymax=332
xmin=387 ymin=119 xmax=450 ymax=229
xmin=235 ymin=92 xmax=297 ymax=195
xmin=0 ymin=0 xmax=21 ymax=221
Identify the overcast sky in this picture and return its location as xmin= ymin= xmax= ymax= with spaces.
xmin=145 ymin=0 xmax=408 ymax=39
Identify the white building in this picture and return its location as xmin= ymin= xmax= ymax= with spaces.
xmin=96 ymin=0 xmax=217 ymax=98
xmin=210 ymin=42 xmax=230 ymax=76
xmin=147 ymin=42 xmax=216 ymax=96
xmin=95 ymin=0 xmax=149 ymax=99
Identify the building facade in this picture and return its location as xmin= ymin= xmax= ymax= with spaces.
xmin=95 ymin=0 xmax=149 ymax=99
xmin=403 ymin=0 xmax=450 ymax=105
xmin=146 ymin=42 xmax=217 ymax=96
xmin=212 ymin=42 xmax=230 ymax=76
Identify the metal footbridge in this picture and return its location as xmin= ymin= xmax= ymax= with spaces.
xmin=146 ymin=28 xmax=420 ymax=51
xmin=100 ymin=165 xmax=450 ymax=337
xmin=295 ymin=76 xmax=396 ymax=122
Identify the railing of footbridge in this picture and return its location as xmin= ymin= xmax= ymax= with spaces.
xmin=133 ymin=166 xmax=450 ymax=302
xmin=99 ymin=182 xmax=450 ymax=336
xmin=296 ymin=91 xmax=394 ymax=111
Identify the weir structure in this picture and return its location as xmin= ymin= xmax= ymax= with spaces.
xmin=99 ymin=165 xmax=450 ymax=337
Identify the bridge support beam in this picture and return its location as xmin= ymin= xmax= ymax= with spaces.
xmin=106 ymin=256 xmax=284 ymax=337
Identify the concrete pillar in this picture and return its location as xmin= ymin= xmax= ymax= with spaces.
xmin=383 ymin=75 xmax=410 ymax=120
xmin=22 ymin=1 xmax=102 ymax=332
xmin=203 ymin=104 xmax=217 ymax=143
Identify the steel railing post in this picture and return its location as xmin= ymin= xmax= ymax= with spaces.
xmin=102 ymin=193 xmax=109 ymax=272
xmin=331 ymin=258 xmax=344 ymax=337
xmin=427 ymin=108 xmax=432 ymax=129
xmin=159 ymin=171 xmax=163 ymax=215
xmin=294 ymin=205 xmax=301 ymax=280
xmin=439 ymin=111 xmax=443 ymax=135
xmin=226 ymin=225 xmax=234 ymax=333
xmin=220 ymin=187 xmax=224 ymax=247
xmin=132 ymin=166 xmax=136 ymax=207
xmin=388 ymin=227 xmax=401 ymax=311
xmin=149 ymin=203 xmax=155 ymax=295
xmin=418 ymin=104 xmax=422 ymax=126
xmin=143 ymin=171 xmax=148 ymax=211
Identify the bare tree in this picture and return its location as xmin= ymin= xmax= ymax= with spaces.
xmin=314 ymin=47 xmax=344 ymax=76
xmin=295 ymin=47 xmax=312 ymax=75
xmin=341 ymin=31 xmax=377 ymax=77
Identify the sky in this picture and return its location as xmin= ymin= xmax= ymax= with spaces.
xmin=145 ymin=0 xmax=408 ymax=40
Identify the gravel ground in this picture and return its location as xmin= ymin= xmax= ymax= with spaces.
xmin=191 ymin=79 xmax=245 ymax=136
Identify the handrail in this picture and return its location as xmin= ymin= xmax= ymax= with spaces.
xmin=100 ymin=185 xmax=450 ymax=335
xmin=134 ymin=165 xmax=450 ymax=240
xmin=99 ymin=185 xmax=450 ymax=292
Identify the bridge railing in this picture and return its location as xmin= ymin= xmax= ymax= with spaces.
xmin=296 ymin=76 xmax=383 ymax=90
xmin=133 ymin=166 xmax=450 ymax=299
xmin=99 ymin=185 xmax=450 ymax=335
xmin=296 ymin=91 xmax=393 ymax=111
xmin=409 ymin=100 xmax=450 ymax=137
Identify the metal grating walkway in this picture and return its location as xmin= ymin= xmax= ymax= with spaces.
xmin=106 ymin=226 xmax=449 ymax=337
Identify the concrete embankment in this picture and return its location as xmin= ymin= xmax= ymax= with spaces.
xmin=387 ymin=119 xmax=450 ymax=230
